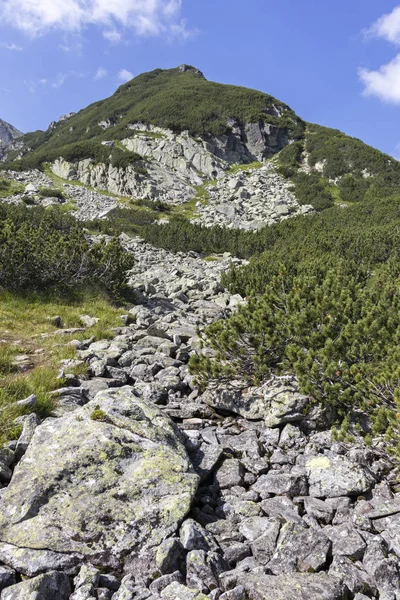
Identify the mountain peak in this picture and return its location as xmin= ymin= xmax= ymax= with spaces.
xmin=177 ymin=64 xmax=205 ymax=78
xmin=0 ymin=118 xmax=23 ymax=147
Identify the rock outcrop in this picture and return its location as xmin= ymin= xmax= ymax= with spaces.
xmin=0 ymin=119 xmax=22 ymax=149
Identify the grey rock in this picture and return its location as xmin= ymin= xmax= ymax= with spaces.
xmin=1 ymin=570 xmax=71 ymax=600
xmin=186 ymin=550 xmax=220 ymax=593
xmin=0 ymin=542 xmax=82 ymax=577
xmin=156 ymin=538 xmax=186 ymax=575
xmin=214 ymin=459 xmax=244 ymax=489
xmin=149 ymin=571 xmax=183 ymax=594
xmin=306 ymin=454 xmax=375 ymax=498
xmin=0 ymin=461 xmax=12 ymax=484
xmin=219 ymin=587 xmax=246 ymax=600
xmin=238 ymin=572 xmax=348 ymax=600
xmin=160 ymin=581 xmax=210 ymax=600
xmin=16 ymin=394 xmax=37 ymax=409
xmin=252 ymin=472 xmax=308 ymax=497
xmin=268 ymin=520 xmax=331 ymax=575
xmin=0 ymin=387 xmax=198 ymax=571
xmin=260 ymin=496 xmax=302 ymax=523
xmin=329 ymin=556 xmax=374 ymax=596
xmin=323 ymin=523 xmax=366 ymax=560
xmin=14 ymin=413 xmax=40 ymax=462
xmin=98 ymin=574 xmax=120 ymax=592
xmin=238 ymin=517 xmax=280 ymax=544
xmin=0 ymin=566 xmax=16 ymax=592
xmin=222 ymin=543 xmax=251 ymax=566
xmin=304 ymin=497 xmax=335 ymax=525
xmin=180 ymin=519 xmax=217 ymax=552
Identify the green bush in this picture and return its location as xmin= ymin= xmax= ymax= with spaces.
xmin=39 ymin=187 xmax=65 ymax=200
xmin=190 ymin=261 xmax=400 ymax=451
xmin=338 ymin=174 xmax=370 ymax=203
xmin=291 ymin=172 xmax=334 ymax=211
xmin=0 ymin=179 xmax=11 ymax=191
xmin=0 ymin=205 xmax=134 ymax=299
xmin=6 ymin=141 xmax=143 ymax=172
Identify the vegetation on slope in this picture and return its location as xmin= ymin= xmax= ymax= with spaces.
xmin=5 ymin=139 xmax=143 ymax=173
xmin=3 ymin=66 xmax=304 ymax=170
xmin=0 ymin=204 xmax=136 ymax=444
xmin=0 ymin=290 xmax=126 ymax=445
xmin=182 ymin=194 xmax=400 ymax=453
xmin=0 ymin=204 xmax=133 ymax=298
xmin=277 ymin=124 xmax=400 ymax=210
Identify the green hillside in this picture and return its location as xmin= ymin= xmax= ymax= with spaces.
xmin=4 ymin=66 xmax=304 ymax=170
xmin=277 ymin=123 xmax=400 ymax=208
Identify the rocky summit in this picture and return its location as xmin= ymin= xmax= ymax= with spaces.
xmin=0 ymin=119 xmax=22 ymax=149
xmin=0 ymin=66 xmax=400 ymax=600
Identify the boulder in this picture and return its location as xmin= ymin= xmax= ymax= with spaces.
xmin=0 ymin=387 xmax=199 ymax=571
xmin=1 ymin=570 xmax=71 ymax=600
xmin=306 ymin=454 xmax=375 ymax=498
xmin=202 ymin=380 xmax=309 ymax=424
xmin=238 ymin=572 xmax=349 ymax=600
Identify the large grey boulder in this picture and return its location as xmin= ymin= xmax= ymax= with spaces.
xmin=202 ymin=380 xmax=309 ymax=424
xmin=0 ymin=570 xmax=71 ymax=600
xmin=0 ymin=387 xmax=199 ymax=571
xmin=238 ymin=572 xmax=349 ymax=600
xmin=306 ymin=454 xmax=375 ymax=498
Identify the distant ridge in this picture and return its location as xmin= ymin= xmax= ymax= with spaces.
xmin=0 ymin=118 xmax=23 ymax=147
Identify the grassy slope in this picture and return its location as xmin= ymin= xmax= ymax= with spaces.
xmin=0 ymin=290 xmax=125 ymax=445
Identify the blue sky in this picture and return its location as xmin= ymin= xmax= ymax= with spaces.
xmin=1 ymin=0 xmax=400 ymax=157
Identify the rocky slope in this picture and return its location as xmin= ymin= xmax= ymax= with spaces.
xmin=0 ymin=119 xmax=23 ymax=162
xmin=0 ymin=119 xmax=22 ymax=148
xmin=0 ymin=238 xmax=399 ymax=600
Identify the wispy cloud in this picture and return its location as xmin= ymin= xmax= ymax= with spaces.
xmin=1 ymin=42 xmax=23 ymax=51
xmin=94 ymin=66 xmax=108 ymax=80
xmin=118 ymin=69 xmax=133 ymax=82
xmin=364 ymin=6 xmax=400 ymax=45
xmin=24 ymin=72 xmax=83 ymax=93
xmin=52 ymin=71 xmax=84 ymax=88
xmin=103 ymin=29 xmax=121 ymax=43
xmin=359 ymin=54 xmax=400 ymax=103
xmin=360 ymin=6 xmax=400 ymax=103
xmin=0 ymin=0 xmax=194 ymax=41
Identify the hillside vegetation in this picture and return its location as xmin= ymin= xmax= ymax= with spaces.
xmin=277 ymin=123 xmax=400 ymax=209
xmin=188 ymin=194 xmax=400 ymax=453
xmin=3 ymin=66 xmax=304 ymax=171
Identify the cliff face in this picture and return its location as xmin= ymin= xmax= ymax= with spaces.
xmin=0 ymin=118 xmax=23 ymax=148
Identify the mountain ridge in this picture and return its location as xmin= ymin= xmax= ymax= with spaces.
xmin=0 ymin=118 xmax=23 ymax=149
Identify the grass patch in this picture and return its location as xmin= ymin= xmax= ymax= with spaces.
xmin=228 ymin=161 xmax=263 ymax=175
xmin=0 ymin=178 xmax=24 ymax=198
xmin=0 ymin=289 xmax=125 ymax=445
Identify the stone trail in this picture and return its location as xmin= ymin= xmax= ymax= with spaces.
xmin=0 ymin=238 xmax=399 ymax=600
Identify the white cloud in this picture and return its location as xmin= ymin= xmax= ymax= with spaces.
xmin=94 ymin=66 xmax=108 ymax=80
xmin=103 ymin=29 xmax=121 ymax=43
xmin=0 ymin=0 xmax=193 ymax=40
xmin=118 ymin=69 xmax=133 ymax=82
xmin=366 ymin=5 xmax=400 ymax=45
xmin=359 ymin=7 xmax=400 ymax=104
xmin=52 ymin=71 xmax=84 ymax=88
xmin=359 ymin=54 xmax=400 ymax=103
xmin=2 ymin=42 xmax=23 ymax=51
